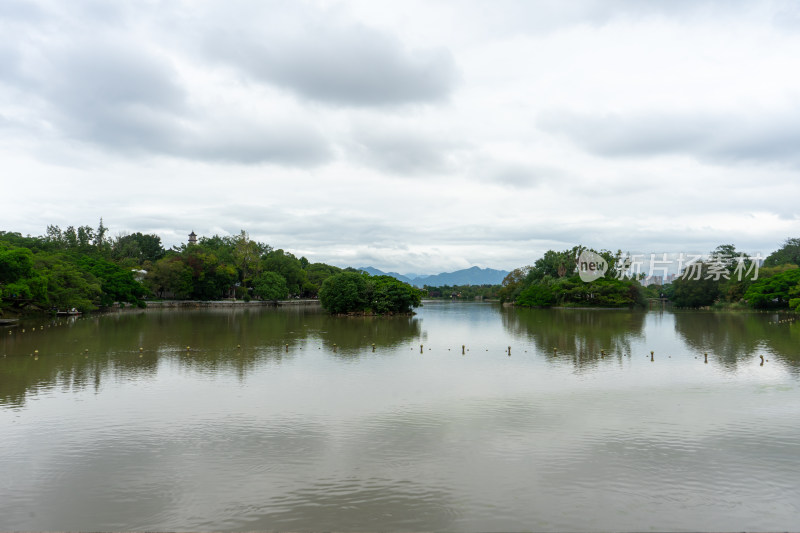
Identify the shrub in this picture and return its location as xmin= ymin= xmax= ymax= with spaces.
xmin=516 ymin=283 xmax=556 ymax=307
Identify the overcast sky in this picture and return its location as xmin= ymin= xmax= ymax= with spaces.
xmin=2 ymin=0 xmax=799 ymax=274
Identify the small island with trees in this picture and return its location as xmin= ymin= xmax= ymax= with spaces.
xmin=319 ymin=272 xmax=422 ymax=315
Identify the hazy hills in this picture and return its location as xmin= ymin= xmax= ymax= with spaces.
xmin=358 ymin=266 xmax=509 ymax=287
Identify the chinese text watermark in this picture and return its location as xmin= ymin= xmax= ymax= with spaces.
xmin=577 ymin=252 xmax=763 ymax=283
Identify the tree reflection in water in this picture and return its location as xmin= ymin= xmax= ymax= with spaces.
xmin=673 ymin=310 xmax=800 ymax=372
xmin=0 ymin=305 xmax=421 ymax=407
xmin=501 ymin=307 xmax=646 ymax=370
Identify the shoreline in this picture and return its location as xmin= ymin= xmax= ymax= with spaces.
xmin=118 ymin=299 xmax=322 ymax=310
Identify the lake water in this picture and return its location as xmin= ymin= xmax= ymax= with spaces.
xmin=1 ymin=302 xmax=799 ymax=531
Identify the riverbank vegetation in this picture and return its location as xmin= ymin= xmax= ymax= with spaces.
xmin=501 ymin=240 xmax=800 ymax=311
xmin=3 ymin=222 xmax=799 ymax=315
xmin=1 ymin=221 xmax=363 ymax=315
xmin=423 ymin=284 xmax=502 ymax=300
xmin=663 ymin=241 xmax=800 ymax=311
xmin=499 ymin=246 xmax=645 ymax=308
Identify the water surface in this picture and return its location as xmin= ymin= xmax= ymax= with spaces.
xmin=1 ymin=302 xmax=799 ymax=531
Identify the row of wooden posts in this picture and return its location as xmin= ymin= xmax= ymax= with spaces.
xmin=3 ymin=332 xmax=770 ymax=366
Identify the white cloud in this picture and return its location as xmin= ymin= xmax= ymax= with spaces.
xmin=540 ymin=108 xmax=800 ymax=167
xmin=1 ymin=0 xmax=799 ymax=273
xmin=194 ymin=0 xmax=459 ymax=106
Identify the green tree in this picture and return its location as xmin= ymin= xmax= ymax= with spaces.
xmin=40 ymin=257 xmax=102 ymax=311
xmin=544 ymin=276 xmax=642 ymax=307
xmin=671 ymin=269 xmax=721 ymax=307
xmin=764 ymin=237 xmax=800 ymax=267
xmin=183 ymin=247 xmax=238 ymax=300
xmin=319 ymin=272 xmax=368 ymax=313
xmin=498 ymin=266 xmax=531 ymax=303
xmin=528 ymin=250 xmax=576 ymax=281
xmin=789 ymin=283 xmax=800 ymax=311
xmin=146 ymin=256 xmax=193 ymax=299
xmin=367 ymin=275 xmax=423 ymax=314
xmin=93 ymin=217 xmax=110 ymax=254
xmin=261 ymin=249 xmax=308 ymax=296
xmin=196 ymin=235 xmax=237 ymax=264
xmin=0 ymin=246 xmax=45 ymax=304
xmin=77 ymin=255 xmax=147 ymax=307
xmin=64 ymin=226 xmax=78 ymax=248
xmin=668 ymin=245 xmax=747 ymax=307
xmin=76 ymin=225 xmax=95 ymax=249
xmin=516 ymin=283 xmax=556 ymax=307
xmin=319 ymin=272 xmax=422 ymax=314
xmin=425 ymin=284 xmax=501 ymax=300
xmin=252 ymin=271 xmax=289 ymax=301
xmin=45 ymin=225 xmax=64 ymax=247
xmin=305 ymin=262 xmax=342 ymax=291
xmin=233 ymin=230 xmax=264 ymax=290
xmin=0 ymin=247 xmax=34 ymax=283
xmin=743 ymin=267 xmax=800 ymax=308
xmin=112 ymin=232 xmax=165 ymax=265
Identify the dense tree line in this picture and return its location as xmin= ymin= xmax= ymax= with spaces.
xmin=423 ymin=284 xmax=502 ymax=300
xmin=0 ymin=222 xmax=349 ymax=315
xmin=652 ymin=241 xmax=800 ymax=310
xmin=501 ymin=239 xmax=800 ymax=311
xmin=499 ymin=245 xmax=643 ymax=308
xmin=5 ymin=221 xmax=798 ymax=315
xmin=0 ymin=224 xmax=146 ymax=313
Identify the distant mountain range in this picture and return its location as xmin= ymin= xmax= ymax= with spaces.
xmin=358 ymin=266 xmax=509 ymax=287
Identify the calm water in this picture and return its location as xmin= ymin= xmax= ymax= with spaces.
xmin=1 ymin=302 xmax=799 ymax=531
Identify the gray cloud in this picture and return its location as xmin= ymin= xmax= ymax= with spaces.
xmin=37 ymin=41 xmax=186 ymax=152
xmin=449 ymin=0 xmax=751 ymax=37
xmin=0 ymin=30 xmax=332 ymax=166
xmin=0 ymin=0 xmax=45 ymax=22
xmin=768 ymin=0 xmax=800 ymax=32
xmin=216 ymin=205 xmax=406 ymax=248
xmin=346 ymin=123 xmax=463 ymax=175
xmin=201 ymin=6 xmax=458 ymax=106
xmin=487 ymin=163 xmax=546 ymax=188
xmin=172 ymin=117 xmax=331 ymax=166
xmin=583 ymin=0 xmax=751 ymax=22
xmin=540 ymin=109 xmax=800 ymax=167
xmin=469 ymin=157 xmax=564 ymax=189
xmin=0 ymin=43 xmax=21 ymax=83
xmin=777 ymin=211 xmax=800 ymax=221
